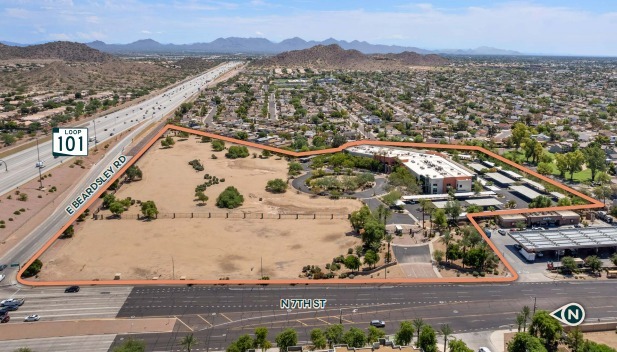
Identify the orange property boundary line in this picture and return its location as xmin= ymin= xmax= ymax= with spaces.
xmin=17 ymin=125 xmax=604 ymax=286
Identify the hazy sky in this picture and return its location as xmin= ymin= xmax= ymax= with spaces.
xmin=2 ymin=0 xmax=617 ymax=55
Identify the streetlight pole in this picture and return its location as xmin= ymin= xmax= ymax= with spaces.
xmin=36 ymin=138 xmax=43 ymax=189
xmin=532 ymin=296 xmax=537 ymax=315
xmin=93 ymin=118 xmax=98 ymax=146
xmin=171 ymin=256 xmax=175 ymax=280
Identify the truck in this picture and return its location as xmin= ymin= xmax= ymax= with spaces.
xmin=519 ymin=248 xmax=536 ymax=262
xmin=595 ymin=211 xmax=613 ymax=224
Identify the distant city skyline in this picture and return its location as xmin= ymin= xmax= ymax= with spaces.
xmin=2 ymin=0 xmax=617 ymax=56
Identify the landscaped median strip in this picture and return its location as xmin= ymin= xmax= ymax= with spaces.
xmin=0 ymin=317 xmax=176 ymax=341
xmin=16 ymin=125 xmax=605 ymax=286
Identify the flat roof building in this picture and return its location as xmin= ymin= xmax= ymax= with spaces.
xmin=346 ymin=145 xmax=475 ymax=194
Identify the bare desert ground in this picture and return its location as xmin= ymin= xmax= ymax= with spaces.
xmin=36 ymin=135 xmax=364 ymax=281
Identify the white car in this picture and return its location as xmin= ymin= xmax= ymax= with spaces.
xmin=478 ymin=348 xmax=492 ymax=352
xmin=0 ymin=274 xmax=4 ymax=282
xmin=24 ymin=314 xmax=40 ymax=322
xmin=1 ymin=298 xmax=25 ymax=306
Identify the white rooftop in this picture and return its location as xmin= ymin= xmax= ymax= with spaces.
xmin=510 ymin=227 xmax=617 ymax=251
xmin=346 ymin=145 xmax=474 ymax=179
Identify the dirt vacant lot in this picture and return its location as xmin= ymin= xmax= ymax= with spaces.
xmin=36 ymin=136 xmax=363 ymax=281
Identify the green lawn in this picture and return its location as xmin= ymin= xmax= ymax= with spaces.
xmin=551 ymin=167 xmax=592 ymax=182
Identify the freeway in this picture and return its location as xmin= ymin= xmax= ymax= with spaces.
xmin=0 ymin=61 xmax=243 ymax=197
xmin=0 ymin=62 xmax=243 ymax=282
xmin=110 ymin=281 xmax=617 ymax=351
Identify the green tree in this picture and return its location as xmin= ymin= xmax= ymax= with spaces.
xmin=288 ymin=162 xmax=303 ymax=176
xmin=611 ymin=253 xmax=617 ymax=267
xmin=195 ymin=191 xmax=209 ymax=205
xmin=349 ymin=205 xmax=372 ymax=232
xmin=418 ymin=325 xmax=438 ymax=352
xmin=14 ymin=348 xmax=35 ymax=352
xmin=555 ymin=153 xmax=568 ymax=178
xmin=254 ymin=327 xmax=271 ymax=352
xmin=561 ymin=256 xmax=578 ymax=274
xmin=362 ymin=218 xmax=385 ymax=250
xmin=537 ymin=162 xmax=554 ymax=175
xmin=125 ymin=165 xmax=143 ymax=181
xmin=236 ymin=131 xmax=249 ymax=140
xmin=566 ymin=150 xmax=585 ymax=181
xmin=529 ymin=311 xmax=563 ymax=351
xmin=511 ymin=123 xmax=530 ymax=150
xmin=310 ymin=328 xmax=327 ymax=350
xmin=216 ymin=186 xmax=244 ymax=209
xmin=382 ymin=190 xmax=402 ymax=207
xmin=1 ymin=133 xmax=16 ymax=146
xmin=516 ymin=313 xmax=526 ymax=333
xmin=394 ymin=321 xmax=414 ymax=346
xmin=363 ymin=249 xmax=380 ymax=269
xmin=565 ymin=327 xmax=584 ymax=352
xmin=325 ymin=324 xmax=344 ymax=347
xmin=388 ymin=166 xmax=420 ymax=194
xmin=584 ymin=146 xmax=607 ymax=181
xmin=212 ymin=140 xmax=225 ymax=151
xmin=433 ymin=249 xmax=445 ymax=263
xmin=529 ymin=195 xmax=552 ymax=209
xmin=344 ymin=254 xmax=361 ymax=272
xmin=103 ymin=193 xmax=117 ymax=208
xmin=507 ymin=332 xmax=547 ymax=352
xmin=473 ymin=180 xmax=483 ymax=194
xmin=22 ymin=259 xmax=43 ymax=277
xmin=557 ymin=197 xmax=572 ymax=206
xmin=433 ymin=209 xmax=448 ymax=231
xmin=275 ymin=329 xmax=298 ymax=352
xmin=332 ymin=134 xmax=347 ymax=148
xmin=448 ymin=339 xmax=474 ymax=352
xmin=439 ymin=324 xmax=453 ymax=352
xmin=413 ymin=318 xmax=426 ymax=346
xmin=261 ymin=149 xmax=272 ymax=158
xmin=226 ymin=145 xmax=249 ymax=159
xmin=343 ymin=327 xmax=367 ymax=348
xmin=585 ymin=255 xmax=602 ymax=274
xmin=113 ymin=338 xmax=146 ymax=352
xmin=109 ymin=201 xmax=125 ymax=217
xmin=581 ymin=340 xmax=616 ymax=352
xmin=367 ymin=326 xmax=386 ymax=344
xmin=521 ymin=306 xmax=531 ymax=332
xmin=444 ymin=199 xmax=462 ymax=224
xmin=266 ymin=179 xmax=288 ymax=193
xmin=180 ymin=333 xmax=198 ymax=352
xmin=140 ymin=200 xmax=159 ymax=219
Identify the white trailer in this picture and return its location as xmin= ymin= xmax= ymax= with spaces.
xmin=519 ymin=248 xmax=536 ymax=262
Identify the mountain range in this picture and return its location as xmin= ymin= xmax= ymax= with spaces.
xmin=0 ymin=41 xmax=113 ymax=62
xmin=1 ymin=37 xmax=522 ymax=56
xmin=255 ymin=44 xmax=448 ymax=70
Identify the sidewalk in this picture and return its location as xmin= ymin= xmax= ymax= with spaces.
xmin=0 ymin=317 xmax=176 ymax=341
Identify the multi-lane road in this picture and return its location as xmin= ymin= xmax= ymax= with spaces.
xmin=104 ymin=281 xmax=616 ymax=351
xmin=0 ymin=61 xmax=243 ymax=196
xmin=0 ymin=62 xmax=243 ymax=282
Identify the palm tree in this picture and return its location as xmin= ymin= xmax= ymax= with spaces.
xmin=521 ymin=306 xmax=531 ymax=332
xmin=412 ymin=318 xmax=425 ymax=347
xmin=418 ymin=199 xmax=429 ymax=229
xmin=439 ymin=233 xmax=453 ymax=262
xmin=439 ymin=324 xmax=453 ymax=352
xmin=515 ymin=313 xmax=525 ymax=332
xmin=384 ymin=234 xmax=393 ymax=263
xmin=180 ymin=333 xmax=198 ymax=352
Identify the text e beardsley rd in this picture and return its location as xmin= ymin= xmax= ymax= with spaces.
xmin=65 ymin=155 xmax=127 ymax=215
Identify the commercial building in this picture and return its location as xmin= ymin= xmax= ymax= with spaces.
xmin=346 ymin=145 xmax=475 ymax=194
xmin=510 ymin=227 xmax=617 ymax=253
xmin=498 ymin=210 xmax=581 ymax=228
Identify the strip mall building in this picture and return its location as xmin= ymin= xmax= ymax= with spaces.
xmin=346 ymin=145 xmax=475 ymax=194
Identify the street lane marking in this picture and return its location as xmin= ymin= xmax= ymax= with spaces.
xmin=197 ymin=314 xmax=213 ymax=327
xmin=175 ymin=316 xmax=194 ymax=331
xmin=297 ymin=320 xmax=308 ymax=326
xmin=220 ymin=313 xmax=233 ymax=322
xmin=316 ymin=318 xmax=331 ymax=325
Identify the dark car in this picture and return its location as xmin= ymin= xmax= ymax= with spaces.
xmin=1 ymin=315 xmax=10 ymax=323
xmin=65 ymin=286 xmax=80 ymax=293
xmin=0 ymin=305 xmax=18 ymax=311
xmin=0 ymin=264 xmax=7 ymax=271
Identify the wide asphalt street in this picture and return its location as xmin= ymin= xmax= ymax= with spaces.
xmin=110 ymin=281 xmax=617 ymax=351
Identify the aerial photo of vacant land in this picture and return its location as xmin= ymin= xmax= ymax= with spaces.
xmin=36 ymin=133 xmax=364 ymax=281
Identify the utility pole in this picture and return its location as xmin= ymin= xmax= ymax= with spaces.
xmin=171 ymin=256 xmax=175 ymax=280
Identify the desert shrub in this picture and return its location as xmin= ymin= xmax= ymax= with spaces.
xmin=23 ymin=259 xmax=43 ymax=278
xmin=216 ymin=186 xmax=244 ymax=209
